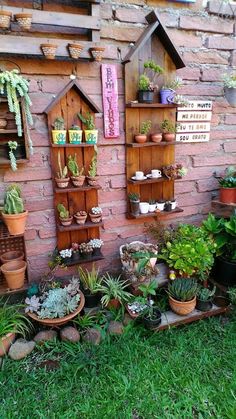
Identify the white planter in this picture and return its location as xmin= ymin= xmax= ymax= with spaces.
xmin=156 ymin=202 xmax=165 ymax=211
xmin=120 ymin=241 xmax=158 ymax=270
xmin=139 ymin=202 xmax=149 ymax=214
xmin=149 ymin=204 xmax=156 ymax=212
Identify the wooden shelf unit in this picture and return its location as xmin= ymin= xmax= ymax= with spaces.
xmin=127 ymin=207 xmax=183 ymax=219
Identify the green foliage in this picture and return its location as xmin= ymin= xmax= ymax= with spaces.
xmin=97 ymin=273 xmax=132 ymax=307
xmin=3 ymin=184 xmax=24 ymax=214
xmin=138 ymin=60 xmax=164 ymax=91
xmin=53 ymin=117 xmax=65 ymax=130
xmin=160 ymin=119 xmax=176 ymax=133
xmin=78 ymin=112 xmax=95 ymax=130
xmin=0 ymin=300 xmax=32 ymax=339
xmin=222 ymin=72 xmax=236 ymax=88
xmin=57 ymin=203 xmax=69 ymax=219
xmin=128 ymin=192 xmax=140 ymax=202
xmin=197 ymin=286 xmax=216 ymax=302
xmin=168 ymin=278 xmax=198 ymax=302
xmin=140 ymin=120 xmax=151 ymax=135
xmin=228 ymin=288 xmax=236 ymax=305
xmin=138 ymin=74 xmax=151 ymax=91
xmin=78 ymin=264 xmax=102 ymax=294
xmin=70 ymin=124 xmax=81 ymax=130
xmin=218 ymin=166 xmax=236 ymax=188
xmin=57 ymin=152 xmax=68 ymax=179
xmin=138 ymin=280 xmax=157 ymax=299
xmin=88 ymin=154 xmax=97 ymax=177
xmin=67 ymin=154 xmax=84 ymax=177
xmin=162 ymin=77 xmax=183 ymax=90
xmin=8 ymin=140 xmax=18 ymax=172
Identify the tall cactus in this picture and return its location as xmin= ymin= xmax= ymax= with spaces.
xmin=4 ymin=185 xmax=24 ymax=214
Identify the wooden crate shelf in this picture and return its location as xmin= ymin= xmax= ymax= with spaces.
xmin=57 ymin=220 xmax=103 ymax=232
xmin=127 ymin=207 xmax=184 ymax=219
xmin=61 ymin=254 xmax=104 ymax=267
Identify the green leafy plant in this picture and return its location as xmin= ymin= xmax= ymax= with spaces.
xmin=218 ymin=166 xmax=236 ymax=188
xmin=97 ymin=273 xmax=132 ymax=307
xmin=128 ymin=192 xmax=140 ymax=202
xmin=70 ymin=125 xmax=81 ymax=130
xmin=3 ymin=184 xmax=24 ymax=214
xmin=78 ymin=112 xmax=95 ymax=130
xmin=222 ymin=72 xmax=236 ymax=89
xmin=138 ymin=280 xmax=157 ymax=300
xmin=53 ymin=117 xmax=65 ymax=130
xmin=228 ymin=287 xmax=236 ymax=305
xmin=138 ymin=60 xmax=164 ymax=91
xmin=162 ymin=77 xmax=183 ymax=90
xmin=0 ymin=300 xmax=32 ymax=339
xmin=57 ymin=152 xmax=68 ymax=179
xmin=160 ymin=119 xmax=177 ymax=134
xmin=88 ymin=154 xmax=97 ymax=177
xmin=57 ymin=203 xmax=69 ymax=219
xmin=67 ymin=154 xmax=84 ymax=177
xmin=197 ymin=286 xmax=216 ymax=302
xmin=140 ymin=120 xmax=152 ymax=135
xmin=162 ymin=164 xmax=188 ymax=180
xmin=8 ymin=140 xmax=18 ymax=171
xmin=78 ymin=264 xmax=102 ymax=294
xmin=167 ymin=278 xmax=198 ymax=302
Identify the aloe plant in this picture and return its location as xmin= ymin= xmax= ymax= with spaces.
xmin=167 ymin=278 xmax=198 ymax=302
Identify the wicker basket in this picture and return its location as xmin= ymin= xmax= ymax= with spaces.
xmin=90 ymin=47 xmax=105 ymax=62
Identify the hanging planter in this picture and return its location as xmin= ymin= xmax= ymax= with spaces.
xmin=68 ymin=43 xmax=83 ymax=59
xmin=15 ymin=13 xmax=32 ymax=30
xmin=90 ymin=46 xmax=105 ymax=62
xmin=0 ymin=10 xmax=12 ymax=29
xmin=41 ymin=43 xmax=58 ymax=60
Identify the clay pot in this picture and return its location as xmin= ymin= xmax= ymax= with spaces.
xmin=0 ymin=10 xmax=12 ymax=29
xmin=0 ymin=332 xmax=15 ymax=357
xmin=151 ymin=133 xmax=162 ymax=143
xmin=107 ymin=298 xmax=121 ymax=310
xmin=55 ymin=177 xmax=70 ymax=189
xmin=0 ymin=250 xmax=24 ymax=264
xmin=134 ymin=134 xmax=147 ymax=144
xmin=59 ymin=216 xmax=73 ymax=227
xmin=15 ymin=13 xmax=32 ymax=30
xmin=169 ymin=296 xmax=196 ymax=316
xmin=89 ymin=213 xmax=102 ymax=223
xmin=86 ymin=176 xmax=99 ymax=187
xmin=162 ymin=133 xmax=175 ymax=142
xmin=2 ymin=211 xmax=28 ymax=235
xmin=68 ymin=43 xmax=83 ymax=59
xmin=41 ymin=43 xmax=58 ymax=60
xmin=219 ymin=187 xmax=236 ymax=204
xmin=74 ymin=212 xmax=87 ymax=225
xmin=90 ymin=46 xmax=105 ymax=62
xmin=0 ymin=119 xmax=7 ymax=129
xmin=71 ymin=175 xmax=85 ymax=187
xmin=1 ymin=260 xmax=27 ymax=290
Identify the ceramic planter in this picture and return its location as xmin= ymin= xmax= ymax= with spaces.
xmin=107 ymin=298 xmax=121 ymax=310
xmin=169 ymin=296 xmax=196 ymax=316
xmin=90 ymin=46 xmax=105 ymax=62
xmin=89 ymin=213 xmax=102 ymax=223
xmin=134 ymin=134 xmax=147 ymax=144
xmin=81 ymin=251 xmax=93 ymax=260
xmin=74 ymin=212 xmax=87 ymax=225
xmin=138 ymin=90 xmax=154 ymax=104
xmin=224 ymin=87 xmax=236 ymax=107
xmin=59 ymin=216 xmax=73 ymax=227
xmin=52 ymin=130 xmax=67 ymax=144
xmin=149 ymin=203 xmax=156 ymax=213
xmin=55 ymin=177 xmax=70 ymax=189
xmin=213 ymin=257 xmax=236 ymax=286
xmin=84 ymin=130 xmax=98 ymax=144
xmin=68 ymin=43 xmax=83 ymax=59
xmin=151 ymin=133 xmax=162 ymax=143
xmin=69 ymin=130 xmax=82 ymax=144
xmin=196 ymin=299 xmax=213 ymax=312
xmin=87 ymin=176 xmax=99 ymax=187
xmin=0 ymin=250 xmax=24 ymax=264
xmin=0 ymin=332 xmax=15 ymax=357
xmin=160 ymin=89 xmax=175 ymax=104
xmin=2 ymin=210 xmax=28 ymax=235
xmin=139 ymin=202 xmax=149 ymax=214
xmin=1 ymin=260 xmax=27 ymax=290
xmin=143 ymin=308 xmax=162 ymax=330
xmin=213 ymin=295 xmax=230 ymax=308
xmin=0 ymin=10 xmax=12 ymax=29
xmin=219 ymin=187 xmax=236 ymax=204
xmin=41 ymin=43 xmax=58 ymax=60
xmin=71 ymin=175 xmax=85 ymax=187
xmin=15 ymin=13 xmax=32 ymax=30
xmin=162 ymin=133 xmax=175 ymax=142
xmin=93 ymin=248 xmax=102 ymax=257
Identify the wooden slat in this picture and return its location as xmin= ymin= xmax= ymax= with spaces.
xmin=55 ymin=185 xmax=101 ymax=193
xmin=127 ymin=207 xmax=183 ymax=219
xmin=126 ymin=103 xmax=177 ymax=109
xmin=126 ymin=141 xmax=178 ymax=147
xmin=58 ymin=220 xmax=103 ymax=232
xmin=128 ymin=177 xmax=169 ymax=185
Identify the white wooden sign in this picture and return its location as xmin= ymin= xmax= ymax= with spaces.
xmin=177 ymin=111 xmax=212 ymax=122
xmin=176 ymin=122 xmax=211 ymax=133
xmin=176 ymin=100 xmax=212 ymax=142
xmin=176 ymin=133 xmax=210 ymax=142
xmin=178 ymin=100 xmax=212 ymax=111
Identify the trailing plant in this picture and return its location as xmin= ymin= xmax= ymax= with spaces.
xmin=57 ymin=203 xmax=70 ymax=219
xmin=138 ymin=60 xmax=164 ymax=91
xmin=57 ymin=152 xmax=68 ymax=179
xmin=160 ymin=119 xmax=177 ymax=134
xmin=218 ymin=166 xmax=236 ymax=188
xmin=53 ymin=117 xmax=65 ymax=130
xmin=8 ymin=140 xmax=18 ymax=171
xmin=128 ymin=192 xmax=140 ymax=202
xmin=78 ymin=264 xmax=102 ymax=294
xmin=78 ymin=112 xmax=95 ymax=130
xmin=0 ymin=300 xmax=32 ymax=339
xmin=171 ymin=94 xmax=190 ymax=107
xmin=67 ymin=154 xmax=84 ymax=177
xmin=167 ymin=278 xmax=198 ymax=302
xmin=88 ymin=154 xmax=97 ymax=177
xmin=3 ymin=184 xmax=24 ymax=214
xmin=222 ymin=72 xmax=236 ymax=89
xmin=0 ymin=69 xmax=33 ymax=154
xmin=97 ymin=273 xmax=132 ymax=307
xmin=140 ymin=120 xmax=151 ymax=135
xmin=197 ymin=286 xmax=216 ymax=302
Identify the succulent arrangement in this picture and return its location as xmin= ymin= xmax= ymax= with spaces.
xmin=167 ymin=278 xmax=198 ymax=302
xmin=89 ymin=238 xmax=104 ymax=249
xmin=8 ymin=140 xmax=18 ymax=171
xmin=138 ymin=60 xmax=164 ymax=91
xmin=218 ymin=166 xmax=236 ymax=188
xmin=53 ymin=117 xmax=65 ymax=130
xmin=162 ymin=77 xmax=183 ymax=91
xmin=162 ymin=164 xmax=188 ymax=180
xmin=90 ymin=207 xmax=102 ymax=215
xmin=222 ymin=72 xmax=236 ymax=89
xmin=59 ymin=248 xmax=72 ymax=259
xmin=80 ymin=242 xmax=93 ymax=255
xmin=197 ymin=286 xmax=216 ymax=302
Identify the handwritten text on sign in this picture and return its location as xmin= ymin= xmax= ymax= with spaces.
xmin=176 ymin=100 xmax=212 ymax=142
xmin=177 ymin=111 xmax=212 ymax=122
xmin=101 ymin=64 xmax=119 ymax=138
xmin=176 ymin=133 xmax=210 ymax=142
xmin=178 ymin=100 xmax=212 ymax=111
xmin=176 ymin=122 xmax=211 ymax=133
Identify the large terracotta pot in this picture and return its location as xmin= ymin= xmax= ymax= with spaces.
xmin=134 ymin=134 xmax=147 ymax=144
xmin=1 ymin=260 xmax=27 ymax=290
xmin=0 ymin=332 xmax=15 ymax=357
xmin=0 ymin=250 xmax=24 ymax=264
xmin=169 ymin=296 xmax=196 ymax=316
xmin=219 ymin=187 xmax=236 ymax=204
xmin=2 ymin=211 xmax=28 ymax=235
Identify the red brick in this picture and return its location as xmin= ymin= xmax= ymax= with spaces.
xmin=28 ymin=210 xmax=55 ymax=227
xmin=179 ymin=15 xmax=234 ymax=34
xmin=201 ymin=68 xmax=224 ymax=82
xmin=110 ymin=175 xmax=126 ymax=188
xmin=32 ymin=115 xmax=48 ymax=134
xmin=101 ymin=24 xmax=143 ymax=42
xmin=168 ymin=29 xmax=202 ymax=48
xmin=213 ymin=99 xmax=236 ymax=114
xmin=28 ymin=79 xmax=40 ymax=93
xmin=192 ymin=154 xmax=236 ymax=167
xmin=42 ymin=77 xmax=67 ymax=94
xmin=26 ymin=239 xmax=56 ymax=257
xmin=206 ymin=36 xmax=236 ymax=50
xmin=210 ymin=127 xmax=236 ymax=140
xmin=25 ymin=229 xmax=37 ymax=241
xmin=100 ymin=232 xmax=119 ymax=242
xmin=225 ymin=114 xmax=236 ymax=124
xmin=97 ymin=161 xmax=125 ymax=176
xmin=182 ymin=166 xmax=219 ymax=181
xmin=175 ymin=182 xmax=195 ymax=194
xmin=197 ymin=178 xmax=219 ymax=192
xmin=30 ymin=93 xmax=55 ymax=114
xmin=179 ymin=84 xmax=222 ymax=96
xmin=175 ymin=141 xmax=222 ymax=157
xmin=119 ymin=226 xmax=144 ymax=239
xmin=208 ymin=0 xmax=235 ymax=18
xmin=183 ymin=51 xmax=229 ymax=65
xmin=178 ymin=192 xmax=212 ymax=207
xmin=25 ymin=198 xmax=54 ymax=212
xmin=4 ymin=167 xmax=52 ymax=182
xmin=176 ymin=67 xmax=201 ymax=81
xmin=111 ymin=201 xmax=127 ymax=215
xmin=103 ymin=214 xmax=143 ymax=230
xmin=115 ymin=8 xmax=146 ymax=24
xmin=101 ymin=4 xmax=113 ymax=20
xmin=224 ymin=140 xmax=236 ymax=152
xmin=158 ymin=11 xmax=179 ymax=28
xmin=39 ymin=228 xmax=56 ymax=239
xmin=232 ymin=51 xmax=236 ymax=66
xmin=99 ymin=190 xmax=126 ymax=204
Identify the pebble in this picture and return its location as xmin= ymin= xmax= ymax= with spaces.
xmin=83 ymin=328 xmax=101 ymax=345
xmin=60 ymin=326 xmax=80 ymax=343
xmin=108 ymin=321 xmax=124 ymax=335
xmin=34 ymin=330 xmax=57 ymax=344
xmin=8 ymin=339 xmax=35 ymax=360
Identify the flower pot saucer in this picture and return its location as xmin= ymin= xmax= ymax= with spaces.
xmin=146 ymin=174 xmax=162 ymax=179
xmin=131 ymin=176 xmax=147 ymax=181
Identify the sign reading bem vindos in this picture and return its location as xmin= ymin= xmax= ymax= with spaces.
xmin=101 ymin=64 xmax=119 ymax=139
xmin=176 ymin=100 xmax=212 ymax=142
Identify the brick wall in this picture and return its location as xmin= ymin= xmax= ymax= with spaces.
xmin=1 ymin=0 xmax=235 ymax=280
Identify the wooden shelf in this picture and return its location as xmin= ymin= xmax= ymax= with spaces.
xmin=126 ymin=103 xmax=177 ymax=109
xmin=0 ymin=158 xmax=28 ymax=165
xmin=126 ymin=141 xmax=178 ymax=147
xmin=0 ymin=279 xmax=28 ymax=296
xmin=62 ymin=254 xmax=104 ymax=267
xmin=211 ymin=200 xmax=236 ymax=218
xmin=128 ymin=176 xmax=169 ymax=185
xmin=51 ymin=143 xmax=96 ymax=148
xmin=55 ymin=185 xmax=101 ymax=193
xmin=57 ymin=220 xmax=103 ymax=232
xmin=127 ymin=207 xmax=184 ymax=219
xmin=0 ymin=129 xmax=18 ymax=134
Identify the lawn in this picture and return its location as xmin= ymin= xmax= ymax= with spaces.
xmin=1 ymin=314 xmax=236 ymax=419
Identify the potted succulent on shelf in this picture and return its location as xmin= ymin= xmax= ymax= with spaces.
xmin=222 ymin=72 xmax=236 ymax=107
xmin=134 ymin=120 xmax=152 ymax=144
xmin=67 ymin=154 xmax=85 ymax=187
xmin=142 ymin=305 xmax=162 ymax=330
xmin=78 ymin=112 xmax=98 ymax=144
xmin=160 ymin=119 xmax=177 ymax=142
xmin=138 ymin=60 xmax=164 ymax=104
xmin=59 ymin=248 xmax=73 ymax=265
xmin=162 ymin=164 xmax=188 ymax=180
xmin=90 ymin=45 xmax=105 ymax=62
xmin=57 ymin=203 xmax=73 ymax=227
xmin=68 ymin=124 xmax=83 ymax=144
xmin=128 ymin=192 xmax=140 ymax=216
xmin=89 ymin=206 xmax=102 ymax=223
xmin=87 ymin=154 xmax=99 ymax=187
xmin=167 ymin=277 xmax=199 ymax=316
xmin=89 ymin=238 xmax=104 ymax=256
xmin=160 ymin=77 xmax=183 ymax=104
xmin=78 ymin=265 xmax=102 ymax=308
xmin=52 ymin=117 xmax=67 ymax=144
xmin=8 ymin=140 xmax=18 ymax=171
xmin=2 ymin=184 xmax=28 ymax=236
xmin=196 ymin=286 xmax=216 ymax=312
xmin=80 ymin=242 xmax=93 ymax=259
xmin=55 ymin=152 xmax=69 ymax=188
xmin=74 ymin=210 xmax=87 ymax=225
xmin=71 ymin=242 xmax=80 ymax=262
xmin=97 ymin=273 xmax=132 ymax=309
xmin=218 ymin=166 xmax=236 ymax=204
xmin=149 ymin=199 xmax=156 ymax=213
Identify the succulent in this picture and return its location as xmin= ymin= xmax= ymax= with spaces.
xmin=160 ymin=119 xmax=176 ymax=134
xmin=197 ymin=286 xmax=216 ymax=302
xmin=25 ymin=295 xmax=41 ymax=313
xmin=59 ymin=248 xmax=72 ymax=259
xmin=53 ymin=117 xmax=65 ymax=130
xmin=162 ymin=164 xmax=187 ymax=180
xmin=57 ymin=203 xmax=70 ymax=219
xmin=97 ymin=273 xmax=132 ymax=307
xmin=140 ymin=120 xmax=151 ymax=135
xmin=162 ymin=77 xmax=183 ymax=90
xmin=8 ymin=141 xmax=18 ymax=172
xmin=80 ymin=242 xmax=93 ymax=254
xmin=78 ymin=264 xmax=102 ymax=293
xmin=218 ymin=166 xmax=236 ymax=188
xmin=128 ymin=192 xmax=140 ymax=202
xmin=68 ymin=154 xmax=84 ymax=177
xmin=167 ymin=278 xmax=199 ymax=302
xmin=222 ymin=72 xmax=236 ymax=89
xmin=89 ymin=238 xmax=104 ymax=249
xmin=149 ymin=199 xmax=156 ymax=205
xmin=57 ymin=152 xmax=68 ymax=179
xmin=72 ymin=242 xmax=79 ymax=252
xmin=78 ymin=112 xmax=95 ymax=130
xmin=3 ymin=184 xmax=25 ymax=214
xmin=90 ymin=207 xmax=102 ymax=215
xmin=138 ymin=60 xmax=164 ymax=91
xmin=70 ymin=125 xmax=81 ymax=130
xmin=88 ymin=154 xmax=97 ymax=177
xmin=127 ymin=296 xmax=148 ymax=314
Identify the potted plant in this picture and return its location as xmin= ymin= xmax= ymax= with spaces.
xmin=89 ymin=238 xmax=104 ymax=256
xmin=97 ymin=273 xmax=132 ymax=309
xmin=0 ymin=301 xmax=32 ymax=357
xmin=128 ymin=192 xmax=140 ymax=216
xmin=59 ymin=248 xmax=72 ymax=265
xmin=151 ymin=131 xmax=162 ymax=143
xmin=162 ymin=164 xmax=188 ymax=180
xmin=78 ymin=265 xmax=102 ymax=308
xmin=8 ymin=140 xmax=18 ymax=171
xmin=71 ymin=242 xmax=80 ymax=262
xmin=67 ymin=154 xmax=85 ymax=187
xmin=160 ymin=77 xmax=183 ymax=104
xmin=196 ymin=286 xmax=216 ymax=312
xmin=55 ymin=152 xmax=69 ymax=188
xmin=127 ymin=296 xmax=148 ymax=319
xmin=15 ymin=12 xmax=32 ymax=30
xmin=218 ymin=166 xmax=236 ymax=204
xmin=1 ymin=259 xmax=27 ymax=290
xmin=78 ymin=112 xmax=98 ymax=144
xmin=40 ymin=43 xmax=58 ymax=60
xmin=149 ymin=199 xmax=156 ymax=213
xmin=167 ymin=278 xmax=199 ymax=316
xmin=52 ymin=117 xmax=67 ymax=144
xmin=74 ymin=210 xmax=87 ymax=225
xmin=89 ymin=206 xmax=102 ymax=223
xmin=2 ymin=184 xmax=28 ymax=235
xmin=68 ymin=124 xmax=83 ymax=144
xmin=138 ymin=60 xmax=164 ymax=103
xmin=134 ymin=120 xmax=151 ymax=143
xmin=25 ymin=276 xmax=85 ymax=327
xmin=160 ymin=119 xmax=177 ymax=142
xmin=142 ymin=305 xmax=162 ymax=330
xmin=202 ymin=213 xmax=236 ymax=286
xmin=87 ymin=154 xmax=99 ymax=186
xmin=90 ymin=46 xmax=105 ymax=62
xmin=80 ymin=242 xmax=93 ymax=259
xmin=0 ymin=250 xmax=24 ymax=264
xmin=57 ymin=203 xmax=73 ymax=227
xmin=68 ymin=43 xmax=83 ymax=59
xmin=0 ymin=9 xmax=12 ymax=29
xmin=222 ymin=72 xmax=236 ymax=107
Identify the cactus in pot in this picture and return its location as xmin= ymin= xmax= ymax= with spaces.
xmin=68 ymin=124 xmax=83 ymax=144
xmin=52 ymin=117 xmax=67 ymax=144
xmin=67 ymin=154 xmax=85 ymax=187
xmin=78 ymin=112 xmax=98 ymax=144
xmin=55 ymin=152 xmax=69 ymax=189
xmin=57 ymin=203 xmax=73 ymax=227
xmin=87 ymin=154 xmax=99 ymax=187
xmin=2 ymin=184 xmax=28 ymax=235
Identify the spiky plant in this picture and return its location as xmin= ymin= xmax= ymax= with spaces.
xmin=97 ymin=273 xmax=132 ymax=307
xmin=167 ymin=278 xmax=198 ymax=302
xmin=78 ymin=264 xmax=102 ymax=294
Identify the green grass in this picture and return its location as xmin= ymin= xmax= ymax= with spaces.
xmin=1 ymin=315 xmax=236 ymax=419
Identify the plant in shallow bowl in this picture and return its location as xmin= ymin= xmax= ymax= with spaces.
xmin=222 ymin=72 xmax=236 ymax=107
xmin=167 ymin=277 xmax=199 ymax=316
xmin=57 ymin=203 xmax=73 ymax=227
xmin=78 ymin=264 xmax=102 ymax=308
xmin=138 ymin=60 xmax=164 ymax=103
xmin=162 ymin=163 xmax=187 ymax=180
xmin=67 ymin=154 xmax=85 ymax=187
xmin=217 ymin=166 xmax=236 ymax=204
xmin=196 ymin=286 xmax=216 ymax=312
xmin=97 ymin=273 xmax=132 ymax=309
xmin=55 ymin=152 xmax=69 ymax=188
xmin=134 ymin=120 xmax=151 ymax=143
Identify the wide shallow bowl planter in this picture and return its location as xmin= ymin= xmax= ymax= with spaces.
xmin=59 ymin=216 xmax=73 ymax=227
xmin=84 ymin=130 xmax=98 ymax=144
xmin=151 ymin=133 xmax=162 ymax=143
xmin=126 ymin=304 xmax=143 ymax=319
xmin=162 ymin=133 xmax=175 ymax=142
xmin=68 ymin=130 xmax=82 ymax=144
xmin=138 ymin=90 xmax=154 ymax=104
xmin=86 ymin=176 xmax=99 ymax=187
xmin=196 ymin=298 xmax=213 ymax=312
xmin=55 ymin=177 xmax=70 ymax=189
xmin=68 ymin=43 xmax=83 ymax=59
xmin=1 ymin=260 xmax=27 ymax=290
xmin=2 ymin=211 xmax=28 ymax=236
xmin=224 ymin=87 xmax=236 ymax=107
xmin=27 ymin=290 xmax=85 ymax=327
xmin=52 ymin=129 xmax=67 ymax=144
xmin=213 ymin=257 xmax=236 ymax=286
xmin=0 ymin=250 xmax=24 ymax=264
xmin=219 ymin=187 xmax=236 ymax=204
xmin=41 ymin=43 xmax=58 ymax=60
xmin=71 ymin=175 xmax=85 ymax=187
xmin=0 ymin=10 xmax=12 ymax=29
xmin=169 ymin=296 xmax=196 ymax=316
xmin=0 ymin=332 xmax=15 ymax=357
xmin=134 ymin=134 xmax=147 ymax=144
xmin=143 ymin=308 xmax=162 ymax=330
xmin=15 ymin=13 xmax=32 ymax=30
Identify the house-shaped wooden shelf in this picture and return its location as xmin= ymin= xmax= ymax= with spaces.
xmin=45 ymin=79 xmax=103 ymax=262
xmin=123 ymin=11 xmax=186 ymax=219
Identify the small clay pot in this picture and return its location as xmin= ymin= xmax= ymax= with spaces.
xmin=68 ymin=43 xmax=83 ymax=59
xmin=151 ymin=133 xmax=162 ymax=143
xmin=0 ymin=332 xmax=15 ymax=357
xmin=71 ymin=175 xmax=85 ymax=187
xmin=163 ymin=133 xmax=175 ymax=142
xmin=55 ymin=177 xmax=70 ymax=189
xmin=74 ymin=212 xmax=87 ymax=225
xmin=1 ymin=260 xmax=27 ymax=290
xmin=0 ymin=10 xmax=12 ymax=29
xmin=90 ymin=46 xmax=105 ymax=62
xmin=0 ymin=119 xmax=7 ymax=129
xmin=59 ymin=216 xmax=73 ymax=227
xmin=15 ymin=13 xmax=32 ymax=30
xmin=213 ymin=296 xmax=230 ymax=308
xmin=134 ymin=134 xmax=147 ymax=144
xmin=169 ymin=296 xmax=196 ymax=316
xmin=86 ymin=176 xmax=99 ymax=187
xmin=2 ymin=211 xmax=28 ymax=235
xmin=41 ymin=43 xmax=58 ymax=60
xmin=107 ymin=298 xmax=121 ymax=310
xmin=89 ymin=213 xmax=102 ymax=223
xmin=0 ymin=250 xmax=24 ymax=264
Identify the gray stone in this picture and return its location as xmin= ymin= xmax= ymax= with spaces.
xmin=83 ymin=328 xmax=101 ymax=345
xmin=123 ymin=313 xmax=133 ymax=326
xmin=8 ymin=339 xmax=35 ymax=360
xmin=34 ymin=330 xmax=57 ymax=344
xmin=108 ymin=321 xmax=124 ymax=335
xmin=60 ymin=326 xmax=80 ymax=343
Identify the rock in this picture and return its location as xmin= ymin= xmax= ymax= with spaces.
xmin=123 ymin=313 xmax=133 ymax=326
xmin=8 ymin=339 xmax=35 ymax=360
xmin=34 ymin=330 xmax=57 ymax=344
xmin=108 ymin=321 xmax=124 ymax=335
xmin=60 ymin=326 xmax=80 ymax=343
xmin=83 ymin=328 xmax=101 ymax=345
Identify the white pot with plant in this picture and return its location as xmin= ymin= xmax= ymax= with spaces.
xmin=67 ymin=154 xmax=85 ymax=187
xmin=89 ymin=238 xmax=104 ymax=256
xmin=222 ymin=72 xmax=236 ymax=107
xmin=78 ymin=111 xmax=98 ymax=144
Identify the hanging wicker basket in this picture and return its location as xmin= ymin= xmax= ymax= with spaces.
xmin=41 ymin=43 xmax=58 ymax=60
xmin=90 ymin=46 xmax=105 ymax=62
xmin=68 ymin=43 xmax=83 ymax=59
xmin=0 ymin=10 xmax=12 ymax=29
xmin=15 ymin=13 xmax=32 ymax=30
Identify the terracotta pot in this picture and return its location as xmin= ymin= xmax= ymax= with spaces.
xmin=27 ymin=291 xmax=85 ymax=327
xmin=219 ymin=187 xmax=236 ymax=204
xmin=107 ymin=298 xmax=121 ymax=310
xmin=126 ymin=304 xmax=141 ymax=319
xmin=0 ymin=250 xmax=24 ymax=264
xmin=87 ymin=176 xmax=99 ymax=187
xmin=163 ymin=133 xmax=175 ymax=142
xmin=59 ymin=216 xmax=73 ymax=227
xmin=55 ymin=177 xmax=70 ymax=189
xmin=0 ymin=10 xmax=12 ymax=29
xmin=89 ymin=213 xmax=102 ymax=223
xmin=1 ymin=260 xmax=27 ymax=290
xmin=0 ymin=332 xmax=15 ymax=357
xmin=15 ymin=13 xmax=32 ymax=30
xmin=134 ymin=134 xmax=147 ymax=144
xmin=0 ymin=119 xmax=7 ymax=129
xmin=90 ymin=46 xmax=105 ymax=62
xmin=74 ymin=212 xmax=87 ymax=225
xmin=41 ymin=43 xmax=58 ymax=60
xmin=2 ymin=210 xmax=28 ymax=235
xmin=169 ymin=296 xmax=196 ymax=316
xmin=68 ymin=43 xmax=83 ymax=59
xmin=71 ymin=175 xmax=85 ymax=187
xmin=151 ymin=133 xmax=162 ymax=143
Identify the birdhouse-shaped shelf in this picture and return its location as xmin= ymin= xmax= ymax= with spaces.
xmin=45 ymin=79 xmax=103 ymax=265
xmin=123 ymin=11 xmax=186 ymax=219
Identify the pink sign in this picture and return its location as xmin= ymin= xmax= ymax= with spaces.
xmin=101 ymin=64 xmax=119 ymax=138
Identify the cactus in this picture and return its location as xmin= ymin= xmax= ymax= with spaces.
xmin=88 ymin=154 xmax=97 ymax=177
xmin=57 ymin=203 xmax=69 ymax=219
xmin=57 ymin=152 xmax=68 ymax=179
xmin=4 ymin=184 xmax=24 ymax=214
xmin=67 ymin=154 xmax=84 ymax=177
xmin=78 ymin=112 xmax=95 ymax=130
xmin=53 ymin=117 xmax=65 ymax=130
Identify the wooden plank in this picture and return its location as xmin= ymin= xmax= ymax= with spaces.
xmin=51 ymin=143 xmax=95 ymax=148
xmin=58 ymin=220 xmax=103 ymax=232
xmin=55 ymin=185 xmax=101 ymax=193
xmin=128 ymin=177 xmax=169 ymax=185
xmin=126 ymin=141 xmax=179 ymax=147
xmin=126 ymin=103 xmax=177 ymax=108
xmin=62 ymin=253 xmax=104 ymax=267
xmin=211 ymin=200 xmax=236 ymax=218
xmin=127 ymin=207 xmax=183 ymax=219
xmin=123 ymin=22 xmax=159 ymax=64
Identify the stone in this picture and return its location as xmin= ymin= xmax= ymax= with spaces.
xmin=108 ymin=321 xmax=124 ymax=335
xmin=123 ymin=313 xmax=133 ymax=326
xmin=34 ymin=330 xmax=57 ymax=344
xmin=8 ymin=339 xmax=35 ymax=360
xmin=83 ymin=328 xmax=101 ymax=345
xmin=60 ymin=327 xmax=80 ymax=343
